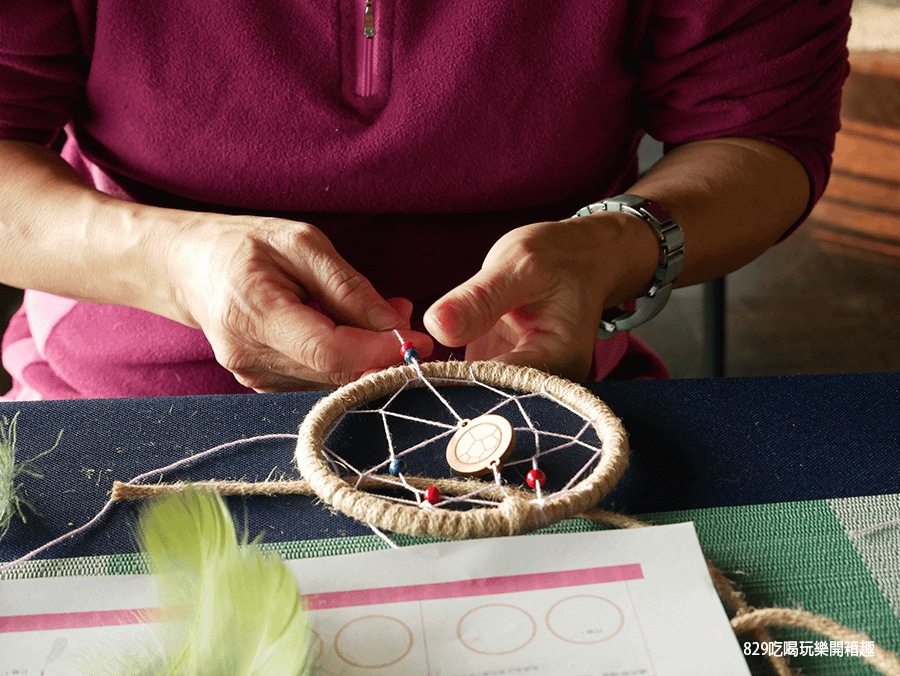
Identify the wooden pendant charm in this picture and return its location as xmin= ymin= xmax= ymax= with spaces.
xmin=445 ymin=415 xmax=515 ymax=477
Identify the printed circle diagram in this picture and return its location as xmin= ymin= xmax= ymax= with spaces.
xmin=309 ymin=630 xmax=324 ymax=664
xmin=457 ymin=603 xmax=537 ymax=655
xmin=546 ymin=595 xmax=625 ymax=644
xmin=334 ymin=615 xmax=414 ymax=668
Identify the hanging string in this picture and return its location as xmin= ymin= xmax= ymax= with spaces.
xmin=0 ymin=433 xmax=299 ymax=572
xmin=850 ymin=518 xmax=900 ymax=537
xmin=392 ymin=330 xmax=463 ymax=424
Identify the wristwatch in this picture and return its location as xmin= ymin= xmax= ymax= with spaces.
xmin=573 ymin=194 xmax=685 ymax=338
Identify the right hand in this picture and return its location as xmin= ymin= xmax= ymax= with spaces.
xmin=163 ymin=214 xmax=433 ymax=391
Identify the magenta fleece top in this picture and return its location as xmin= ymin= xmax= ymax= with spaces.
xmin=0 ymin=0 xmax=850 ymax=399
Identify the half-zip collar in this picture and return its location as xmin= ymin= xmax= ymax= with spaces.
xmin=342 ymin=0 xmax=393 ymax=112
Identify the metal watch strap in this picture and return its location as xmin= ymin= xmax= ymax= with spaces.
xmin=573 ymin=194 xmax=685 ymax=337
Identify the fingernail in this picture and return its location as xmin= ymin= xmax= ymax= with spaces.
xmin=438 ymin=304 xmax=468 ymax=339
xmin=368 ymin=305 xmax=402 ymax=330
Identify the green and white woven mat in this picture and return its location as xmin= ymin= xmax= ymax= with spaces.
xmin=5 ymin=493 xmax=899 ymax=675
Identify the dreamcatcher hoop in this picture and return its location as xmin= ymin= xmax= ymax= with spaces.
xmin=295 ymin=360 xmax=629 ymax=539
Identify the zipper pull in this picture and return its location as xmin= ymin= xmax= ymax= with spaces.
xmin=363 ymin=0 xmax=375 ymax=38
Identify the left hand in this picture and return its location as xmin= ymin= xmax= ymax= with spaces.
xmin=423 ymin=216 xmax=653 ymax=381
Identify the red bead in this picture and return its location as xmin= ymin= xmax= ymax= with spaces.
xmin=424 ymin=486 xmax=442 ymax=505
xmin=400 ymin=341 xmax=414 ymax=355
xmin=526 ymin=469 xmax=546 ymax=489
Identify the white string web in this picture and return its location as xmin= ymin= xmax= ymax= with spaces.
xmin=315 ymin=333 xmax=609 ymax=524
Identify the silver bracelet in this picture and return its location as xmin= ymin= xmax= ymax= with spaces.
xmin=573 ymin=194 xmax=685 ymax=337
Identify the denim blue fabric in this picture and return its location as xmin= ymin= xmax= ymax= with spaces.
xmin=1 ymin=372 xmax=898 ymax=562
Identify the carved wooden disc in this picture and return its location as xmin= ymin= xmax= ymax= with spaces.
xmin=445 ymin=414 xmax=515 ymax=477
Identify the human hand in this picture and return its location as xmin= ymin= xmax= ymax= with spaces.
xmin=164 ymin=214 xmax=433 ymax=391
xmin=422 ymin=215 xmax=657 ymax=381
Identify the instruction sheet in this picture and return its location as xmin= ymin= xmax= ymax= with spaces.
xmin=1 ymin=522 xmax=750 ymax=675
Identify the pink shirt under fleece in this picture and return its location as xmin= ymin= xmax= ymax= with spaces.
xmin=0 ymin=0 xmax=850 ymax=399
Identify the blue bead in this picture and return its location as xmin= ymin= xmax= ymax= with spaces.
xmin=389 ymin=458 xmax=406 ymax=476
xmin=403 ymin=348 xmax=420 ymax=364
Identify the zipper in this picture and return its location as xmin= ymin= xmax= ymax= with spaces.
xmin=363 ymin=0 xmax=375 ymax=37
xmin=343 ymin=0 xmax=391 ymax=108
xmin=356 ymin=0 xmax=377 ymax=98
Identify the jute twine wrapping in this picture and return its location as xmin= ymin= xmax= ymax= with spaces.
xmin=294 ymin=360 xmax=629 ymax=539
xmin=112 ymin=475 xmax=515 ymax=502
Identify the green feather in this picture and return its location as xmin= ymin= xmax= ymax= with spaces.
xmin=125 ymin=488 xmax=312 ymax=676
xmin=0 ymin=412 xmax=62 ymax=541
xmin=0 ymin=413 xmax=16 ymax=540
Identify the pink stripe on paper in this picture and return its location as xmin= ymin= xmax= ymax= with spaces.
xmin=307 ymin=564 xmax=643 ymax=611
xmin=2 ymin=565 xmax=642 ymax=633
xmin=0 ymin=607 xmax=160 ymax=634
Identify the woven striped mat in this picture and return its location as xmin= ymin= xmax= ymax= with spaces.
xmin=5 ymin=494 xmax=900 ymax=675
xmin=648 ymin=494 xmax=900 ymax=675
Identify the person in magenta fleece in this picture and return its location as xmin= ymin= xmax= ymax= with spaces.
xmin=0 ymin=0 xmax=850 ymax=400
